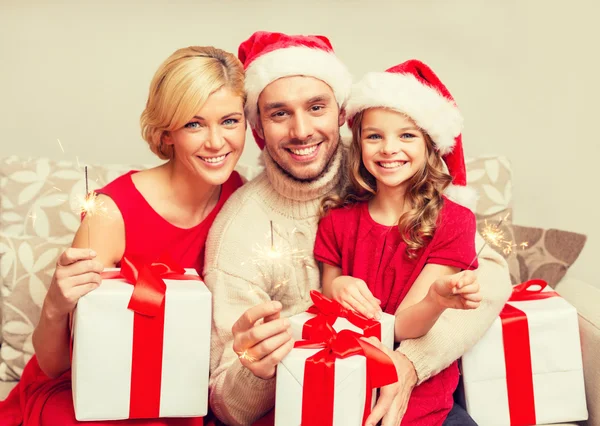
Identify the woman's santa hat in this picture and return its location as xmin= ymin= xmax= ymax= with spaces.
xmin=346 ymin=60 xmax=478 ymax=211
xmin=238 ymin=31 xmax=353 ymax=149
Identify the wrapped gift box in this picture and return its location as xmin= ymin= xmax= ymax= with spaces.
xmin=461 ymin=280 xmax=588 ymax=426
xmin=71 ymin=260 xmax=211 ymax=421
xmin=275 ymin=345 xmax=371 ymax=426
xmin=276 ymin=292 xmax=398 ymax=426
xmin=289 ymin=290 xmax=395 ymax=350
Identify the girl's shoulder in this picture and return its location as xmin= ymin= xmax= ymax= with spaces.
xmin=440 ymin=195 xmax=475 ymax=217
xmin=322 ymin=200 xmax=365 ymax=220
xmin=438 ymin=196 xmax=477 ymax=230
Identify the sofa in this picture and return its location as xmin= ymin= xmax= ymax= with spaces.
xmin=0 ymin=154 xmax=598 ymax=426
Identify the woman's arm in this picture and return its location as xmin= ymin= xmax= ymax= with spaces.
xmin=32 ymin=194 xmax=124 ymax=378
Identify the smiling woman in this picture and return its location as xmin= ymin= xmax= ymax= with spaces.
xmin=0 ymin=46 xmax=246 ymax=426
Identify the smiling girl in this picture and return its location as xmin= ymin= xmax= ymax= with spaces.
xmin=315 ymin=60 xmax=481 ymax=425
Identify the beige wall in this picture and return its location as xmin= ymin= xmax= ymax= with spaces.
xmin=1 ymin=0 xmax=598 ymax=287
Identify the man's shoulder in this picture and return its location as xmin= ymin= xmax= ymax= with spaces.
xmin=214 ymin=172 xmax=271 ymax=225
xmin=205 ymin=173 xmax=275 ymax=269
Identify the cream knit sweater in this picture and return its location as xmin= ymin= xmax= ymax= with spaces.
xmin=204 ymin=145 xmax=512 ymax=426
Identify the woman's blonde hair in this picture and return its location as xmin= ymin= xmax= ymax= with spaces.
xmin=321 ymin=109 xmax=453 ymax=258
xmin=140 ymin=46 xmax=245 ymax=160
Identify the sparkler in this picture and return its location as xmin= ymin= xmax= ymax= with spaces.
xmin=468 ymin=212 xmax=527 ymax=269
xmin=242 ymin=221 xmax=311 ymax=292
xmin=76 ymin=165 xmax=106 ymax=248
xmin=55 ymin=139 xmax=108 ymax=247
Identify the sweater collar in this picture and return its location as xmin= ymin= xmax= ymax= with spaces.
xmin=262 ymin=142 xmax=343 ymax=203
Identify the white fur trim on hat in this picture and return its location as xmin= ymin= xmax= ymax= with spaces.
xmin=445 ymin=184 xmax=478 ymax=212
xmin=244 ymin=46 xmax=353 ymax=128
xmin=346 ymin=72 xmax=463 ymax=155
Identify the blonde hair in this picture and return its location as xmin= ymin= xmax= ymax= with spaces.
xmin=321 ymin=109 xmax=452 ymax=257
xmin=140 ymin=46 xmax=245 ymax=160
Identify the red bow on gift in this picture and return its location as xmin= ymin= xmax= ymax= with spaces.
xmin=509 ymin=279 xmax=558 ymax=302
xmin=100 ymin=254 xmax=200 ymax=419
xmin=101 ymin=254 xmax=196 ymax=317
xmin=303 ymin=290 xmax=382 ymax=340
xmin=501 ymin=279 xmax=559 ymax=426
xmin=294 ymin=315 xmax=398 ymax=426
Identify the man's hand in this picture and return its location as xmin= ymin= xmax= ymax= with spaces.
xmin=429 ymin=270 xmax=482 ymax=310
xmin=363 ymin=337 xmax=417 ymax=426
xmin=231 ymin=301 xmax=294 ymax=379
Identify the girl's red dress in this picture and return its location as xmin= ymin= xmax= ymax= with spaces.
xmin=313 ymin=197 xmax=478 ymax=426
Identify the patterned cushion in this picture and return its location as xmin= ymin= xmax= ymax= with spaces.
xmin=0 ymin=156 xmax=144 ymax=242
xmin=465 ymin=155 xmax=513 ymax=223
xmin=507 ymin=225 xmax=586 ymax=287
xmin=0 ymin=233 xmax=64 ymax=380
xmin=0 ymin=156 xmax=145 ymax=378
xmin=465 ymin=156 xmax=586 ymax=286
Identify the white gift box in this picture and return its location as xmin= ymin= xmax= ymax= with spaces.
xmin=289 ymin=310 xmax=395 ymax=350
xmin=461 ymin=287 xmax=588 ymax=426
xmin=275 ymin=347 xmax=372 ymax=426
xmin=71 ymin=267 xmax=211 ymax=421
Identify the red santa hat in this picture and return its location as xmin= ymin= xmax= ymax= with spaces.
xmin=238 ymin=31 xmax=353 ymax=149
xmin=346 ymin=59 xmax=477 ymax=211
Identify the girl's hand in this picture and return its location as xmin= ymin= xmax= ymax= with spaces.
xmin=44 ymin=248 xmax=104 ymax=319
xmin=429 ymin=270 xmax=482 ymax=310
xmin=330 ymin=275 xmax=382 ymax=319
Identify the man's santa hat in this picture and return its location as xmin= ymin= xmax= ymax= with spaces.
xmin=238 ymin=31 xmax=353 ymax=149
xmin=346 ymin=59 xmax=477 ymax=211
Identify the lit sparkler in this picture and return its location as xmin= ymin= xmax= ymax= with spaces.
xmin=75 ymin=166 xmax=106 ymax=248
xmin=468 ymin=213 xmax=527 ymax=268
xmin=242 ymin=221 xmax=311 ymax=292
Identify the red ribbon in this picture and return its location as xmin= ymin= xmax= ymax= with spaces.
xmin=303 ymin=290 xmax=382 ymax=341
xmin=100 ymin=254 xmax=200 ymax=419
xmin=294 ymin=316 xmax=398 ymax=426
xmin=500 ymin=279 xmax=559 ymax=425
xmin=509 ymin=279 xmax=559 ymax=302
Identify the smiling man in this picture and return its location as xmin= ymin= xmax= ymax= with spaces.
xmin=203 ymin=31 xmax=512 ymax=426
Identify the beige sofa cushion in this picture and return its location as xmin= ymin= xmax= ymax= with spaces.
xmin=466 ymin=155 xmax=513 ymax=220
xmin=466 ymin=156 xmax=586 ymax=287
xmin=509 ymin=225 xmax=587 ymax=287
xmin=0 ymin=380 xmax=17 ymax=401
xmin=0 ymin=156 xmax=144 ymax=379
xmin=557 ymin=277 xmax=600 ymax=426
xmin=0 ymin=234 xmax=65 ymax=380
xmin=0 ymin=156 xmax=141 ymax=241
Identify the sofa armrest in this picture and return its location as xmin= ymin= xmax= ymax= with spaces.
xmin=555 ymin=276 xmax=600 ymax=426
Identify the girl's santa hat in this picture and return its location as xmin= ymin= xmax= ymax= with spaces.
xmin=238 ymin=31 xmax=353 ymax=149
xmin=346 ymin=59 xmax=478 ymax=211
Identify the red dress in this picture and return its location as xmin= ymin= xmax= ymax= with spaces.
xmin=0 ymin=170 xmax=242 ymax=426
xmin=313 ymin=197 xmax=478 ymax=426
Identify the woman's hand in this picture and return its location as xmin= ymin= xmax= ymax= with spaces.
xmin=43 ymin=248 xmax=104 ymax=319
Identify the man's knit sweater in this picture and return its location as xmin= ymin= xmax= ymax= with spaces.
xmin=204 ymin=144 xmax=512 ymax=426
